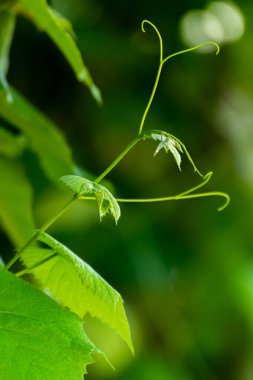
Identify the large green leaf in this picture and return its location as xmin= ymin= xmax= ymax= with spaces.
xmin=21 ymin=232 xmax=133 ymax=353
xmin=0 ymin=267 xmax=99 ymax=379
xmin=0 ymin=87 xmax=75 ymax=182
xmin=17 ymin=0 xmax=102 ymax=104
xmin=0 ymin=157 xmax=34 ymax=246
xmin=0 ymin=9 xmax=15 ymax=102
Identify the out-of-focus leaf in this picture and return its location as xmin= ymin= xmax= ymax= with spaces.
xmin=60 ymin=175 xmax=121 ymax=224
xmin=0 ymin=9 xmax=15 ymax=102
xmin=0 ymin=1 xmax=16 ymax=12
xmin=21 ymin=232 xmax=133 ymax=353
xmin=17 ymin=0 xmax=102 ymax=104
xmin=0 ymin=157 xmax=34 ymax=246
xmin=0 ymin=127 xmax=27 ymax=157
xmin=0 ymin=87 xmax=75 ymax=182
xmin=0 ymin=267 xmax=99 ymax=380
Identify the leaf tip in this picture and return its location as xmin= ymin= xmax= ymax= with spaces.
xmin=90 ymin=84 xmax=103 ymax=106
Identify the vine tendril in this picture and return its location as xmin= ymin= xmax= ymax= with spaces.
xmin=162 ymin=41 xmax=220 ymax=65
xmin=141 ymin=19 xmax=163 ymax=62
xmin=138 ymin=20 xmax=219 ymax=136
xmin=5 ymin=20 xmax=227 ymax=274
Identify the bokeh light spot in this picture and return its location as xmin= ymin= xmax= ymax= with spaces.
xmin=180 ymin=2 xmax=245 ymax=52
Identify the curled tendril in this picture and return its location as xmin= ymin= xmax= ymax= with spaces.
xmin=78 ymin=171 xmax=230 ymax=212
xmin=138 ymin=20 xmax=220 ymax=136
xmin=141 ymin=20 xmax=163 ymax=62
xmin=162 ymin=41 xmax=220 ymax=65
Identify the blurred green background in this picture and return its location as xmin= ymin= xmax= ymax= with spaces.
xmin=2 ymin=0 xmax=253 ymax=379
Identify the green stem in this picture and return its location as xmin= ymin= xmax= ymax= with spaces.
xmin=115 ymin=192 xmax=229 ymax=211
xmin=5 ymin=232 xmax=39 ymax=271
xmin=40 ymin=196 xmax=77 ymax=232
xmin=138 ymin=62 xmax=163 ymax=136
xmin=162 ymin=41 xmax=219 ymax=65
xmin=176 ymin=171 xmax=212 ymax=197
xmin=5 ymin=196 xmax=77 ymax=271
xmin=78 ymin=172 xmax=230 ymax=212
xmin=94 ymin=137 xmax=141 ymax=183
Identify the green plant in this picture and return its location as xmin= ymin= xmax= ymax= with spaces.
xmin=0 ymin=1 xmax=229 ymax=378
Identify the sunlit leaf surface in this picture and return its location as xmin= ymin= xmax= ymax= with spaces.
xmin=21 ymin=232 xmax=133 ymax=352
xmin=0 ymin=267 xmax=99 ymax=380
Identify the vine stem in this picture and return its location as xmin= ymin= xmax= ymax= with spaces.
xmin=138 ymin=62 xmax=163 ymax=136
xmin=115 ymin=192 xmax=230 ymax=211
xmin=78 ymin=192 xmax=229 ymax=212
xmin=5 ymin=196 xmax=77 ymax=271
xmin=5 ymin=21 xmax=223 ymax=274
xmin=78 ymin=172 xmax=230 ymax=212
xmin=94 ymin=137 xmax=141 ymax=183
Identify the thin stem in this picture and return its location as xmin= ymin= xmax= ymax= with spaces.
xmin=138 ymin=62 xmax=163 ymax=136
xmin=115 ymin=191 xmax=229 ymax=211
xmin=40 ymin=196 xmax=77 ymax=232
xmin=138 ymin=20 xmax=166 ymax=136
xmin=94 ymin=137 xmax=141 ymax=183
xmin=176 ymin=171 xmax=212 ymax=197
xmin=5 ymin=232 xmax=39 ymax=271
xmin=141 ymin=20 xmax=163 ymax=63
xmin=162 ymin=41 xmax=220 ymax=65
xmin=78 ymin=188 xmax=230 ymax=211
xmin=5 ymin=196 xmax=77 ymax=271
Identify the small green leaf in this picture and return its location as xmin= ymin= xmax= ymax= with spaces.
xmin=0 ymin=157 xmax=34 ymax=246
xmin=0 ymin=267 xmax=99 ymax=379
xmin=60 ymin=175 xmax=121 ymax=224
xmin=0 ymin=87 xmax=75 ymax=182
xmin=151 ymin=133 xmax=183 ymax=170
xmin=21 ymin=233 xmax=134 ymax=353
xmin=0 ymin=9 xmax=16 ymax=102
xmin=0 ymin=127 xmax=27 ymax=157
xmin=17 ymin=0 xmax=102 ymax=104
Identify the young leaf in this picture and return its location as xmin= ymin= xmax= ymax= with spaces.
xmin=0 ymin=127 xmax=26 ymax=157
xmin=21 ymin=233 xmax=133 ymax=353
xmin=60 ymin=175 xmax=121 ymax=223
xmin=151 ymin=133 xmax=183 ymax=170
xmin=17 ymin=0 xmax=102 ymax=104
xmin=0 ymin=9 xmax=16 ymax=102
xmin=0 ymin=87 xmax=75 ymax=182
xmin=0 ymin=157 xmax=34 ymax=246
xmin=0 ymin=267 xmax=100 ymax=379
